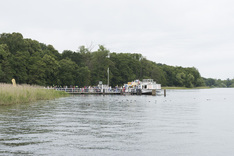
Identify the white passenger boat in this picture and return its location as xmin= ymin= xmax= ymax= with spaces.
xmin=139 ymin=79 xmax=161 ymax=94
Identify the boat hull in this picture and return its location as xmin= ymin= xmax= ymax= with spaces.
xmin=141 ymin=89 xmax=153 ymax=95
xmin=141 ymin=89 xmax=161 ymax=95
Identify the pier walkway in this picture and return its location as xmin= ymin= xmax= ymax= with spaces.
xmin=54 ymin=87 xmax=162 ymax=96
xmin=54 ymin=88 xmax=122 ymax=94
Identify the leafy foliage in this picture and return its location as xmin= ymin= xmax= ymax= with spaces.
xmin=0 ymin=32 xmax=209 ymax=87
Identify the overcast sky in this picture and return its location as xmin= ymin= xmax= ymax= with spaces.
xmin=1 ymin=0 xmax=234 ymax=79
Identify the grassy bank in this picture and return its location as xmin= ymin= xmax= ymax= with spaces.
xmin=161 ymin=86 xmax=211 ymax=89
xmin=0 ymin=84 xmax=69 ymax=105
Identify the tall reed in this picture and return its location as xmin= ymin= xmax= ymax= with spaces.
xmin=0 ymin=84 xmax=68 ymax=105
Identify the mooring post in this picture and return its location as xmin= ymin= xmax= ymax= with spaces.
xmin=164 ymin=89 xmax=166 ymax=97
xmin=136 ymin=89 xmax=140 ymax=95
xmin=152 ymin=89 xmax=156 ymax=96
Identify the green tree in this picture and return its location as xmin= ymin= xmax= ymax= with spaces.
xmin=57 ymin=58 xmax=79 ymax=86
xmin=230 ymin=80 xmax=234 ymax=88
xmin=196 ymin=77 xmax=205 ymax=86
xmin=204 ymin=78 xmax=216 ymax=87
xmin=0 ymin=33 xmax=26 ymax=54
xmin=160 ymin=65 xmax=176 ymax=86
xmin=0 ymin=44 xmax=12 ymax=83
xmin=11 ymin=51 xmax=30 ymax=84
xmin=43 ymin=44 xmax=60 ymax=60
xmin=42 ymin=54 xmax=59 ymax=86
xmin=89 ymin=45 xmax=112 ymax=85
xmin=185 ymin=74 xmax=195 ymax=88
xmin=78 ymin=45 xmax=92 ymax=67
xmin=176 ymin=72 xmax=186 ymax=86
xmin=76 ymin=66 xmax=91 ymax=87
xmin=224 ymin=78 xmax=232 ymax=88
xmin=28 ymin=56 xmax=46 ymax=85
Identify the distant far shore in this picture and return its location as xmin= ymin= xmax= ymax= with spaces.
xmin=161 ymin=86 xmax=211 ymax=89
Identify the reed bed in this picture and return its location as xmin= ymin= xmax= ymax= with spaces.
xmin=0 ymin=84 xmax=68 ymax=105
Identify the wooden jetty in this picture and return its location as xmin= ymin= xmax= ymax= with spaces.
xmin=54 ymin=88 xmax=121 ymax=95
xmin=54 ymin=88 xmax=164 ymax=96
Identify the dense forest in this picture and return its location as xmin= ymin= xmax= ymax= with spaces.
xmin=0 ymin=32 xmax=233 ymax=88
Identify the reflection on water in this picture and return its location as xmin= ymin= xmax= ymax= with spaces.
xmin=1 ymin=89 xmax=234 ymax=155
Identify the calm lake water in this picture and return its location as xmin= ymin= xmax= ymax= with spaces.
xmin=1 ymin=88 xmax=234 ymax=155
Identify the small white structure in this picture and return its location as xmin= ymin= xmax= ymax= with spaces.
xmin=139 ymin=79 xmax=161 ymax=94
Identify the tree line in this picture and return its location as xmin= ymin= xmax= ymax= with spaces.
xmin=204 ymin=78 xmax=234 ymax=88
xmin=0 ymin=32 xmax=227 ymax=88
